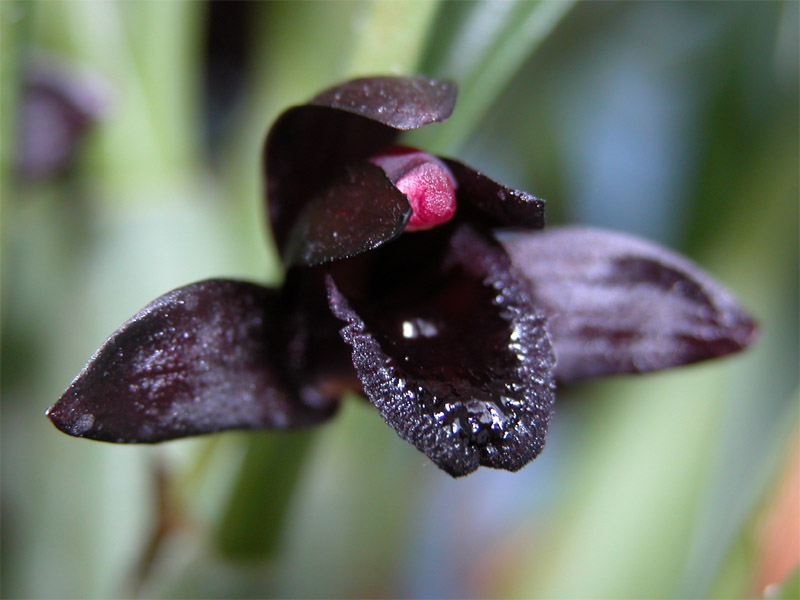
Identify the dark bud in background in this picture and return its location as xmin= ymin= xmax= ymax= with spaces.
xmin=15 ymin=56 xmax=110 ymax=181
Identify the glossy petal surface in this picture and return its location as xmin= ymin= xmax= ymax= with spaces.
xmin=310 ymin=76 xmax=456 ymax=130
xmin=444 ymin=158 xmax=546 ymax=229
xmin=47 ymin=280 xmax=336 ymax=442
xmin=499 ymin=227 xmax=758 ymax=382
xmin=283 ymin=163 xmax=411 ymax=266
xmin=266 ymin=76 xmax=456 ymax=260
xmin=327 ymin=225 xmax=555 ymax=477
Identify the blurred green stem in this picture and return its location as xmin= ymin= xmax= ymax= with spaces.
xmin=51 ymin=1 xmax=204 ymax=198
xmin=214 ymin=431 xmax=316 ymax=559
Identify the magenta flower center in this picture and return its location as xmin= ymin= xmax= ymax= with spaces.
xmin=369 ymin=146 xmax=457 ymax=231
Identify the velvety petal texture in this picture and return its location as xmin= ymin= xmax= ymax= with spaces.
xmin=326 ymin=224 xmax=555 ymax=477
xmin=48 ymin=280 xmax=336 ymax=443
xmin=499 ymin=227 xmax=758 ymax=382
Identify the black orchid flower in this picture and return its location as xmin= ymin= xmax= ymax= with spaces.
xmin=47 ymin=76 xmax=757 ymax=477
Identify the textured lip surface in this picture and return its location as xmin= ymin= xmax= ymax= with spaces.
xmin=325 ymin=224 xmax=555 ymax=477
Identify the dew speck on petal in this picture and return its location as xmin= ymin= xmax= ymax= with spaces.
xmin=73 ymin=412 xmax=95 ymax=435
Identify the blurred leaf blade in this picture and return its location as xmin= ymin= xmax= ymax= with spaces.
xmin=214 ymin=432 xmax=315 ymax=560
xmin=407 ymin=0 xmax=574 ymax=154
xmin=344 ymin=0 xmax=441 ymax=77
xmin=0 ymin=1 xmax=29 ymax=190
xmin=44 ymin=0 xmax=206 ymax=196
xmin=503 ymin=367 xmax=737 ymax=598
xmin=681 ymin=72 xmax=799 ymax=597
xmin=773 ymin=566 xmax=800 ymax=600
xmin=706 ymin=399 xmax=799 ymax=599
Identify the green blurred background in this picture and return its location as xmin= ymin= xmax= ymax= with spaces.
xmin=2 ymin=1 xmax=798 ymax=598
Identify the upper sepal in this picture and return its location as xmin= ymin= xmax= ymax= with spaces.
xmin=310 ymin=76 xmax=456 ymax=130
xmin=499 ymin=227 xmax=758 ymax=382
xmin=326 ymin=224 xmax=556 ymax=477
xmin=47 ymin=279 xmax=337 ymax=443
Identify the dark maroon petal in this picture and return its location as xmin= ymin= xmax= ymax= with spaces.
xmin=443 ymin=158 xmax=546 ymax=229
xmin=326 ymin=224 xmax=555 ymax=477
xmin=279 ymin=267 xmax=360 ymax=404
xmin=310 ymin=76 xmax=456 ymax=130
xmin=498 ymin=227 xmax=758 ymax=382
xmin=47 ymin=280 xmax=336 ymax=443
xmin=265 ymin=76 xmax=455 ymax=261
xmin=283 ymin=163 xmax=411 ymax=266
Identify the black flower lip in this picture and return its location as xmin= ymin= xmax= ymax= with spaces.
xmin=47 ymin=76 xmax=757 ymax=477
xmin=326 ymin=224 xmax=554 ymax=475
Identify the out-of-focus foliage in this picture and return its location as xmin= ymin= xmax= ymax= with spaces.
xmin=1 ymin=2 xmax=797 ymax=598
